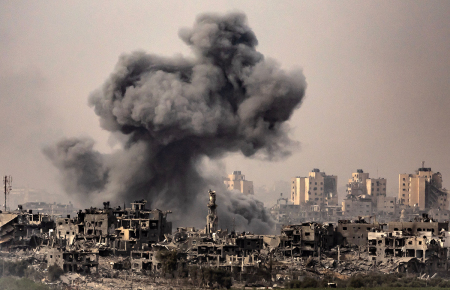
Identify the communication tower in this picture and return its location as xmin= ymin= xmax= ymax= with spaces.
xmin=3 ymin=176 xmax=12 ymax=212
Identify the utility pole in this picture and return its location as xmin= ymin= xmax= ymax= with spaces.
xmin=3 ymin=176 xmax=12 ymax=212
xmin=232 ymin=216 xmax=236 ymax=233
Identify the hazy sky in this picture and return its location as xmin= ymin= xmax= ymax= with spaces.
xmin=1 ymin=1 xmax=449 ymax=206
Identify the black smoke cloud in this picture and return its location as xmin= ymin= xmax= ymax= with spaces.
xmin=44 ymin=12 xmax=306 ymax=234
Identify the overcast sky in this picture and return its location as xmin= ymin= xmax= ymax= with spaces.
xmin=1 ymin=1 xmax=449 ymax=206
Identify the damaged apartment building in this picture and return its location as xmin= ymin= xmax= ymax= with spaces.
xmin=4 ymin=187 xmax=450 ymax=281
xmin=47 ymin=199 xmax=172 ymax=274
xmin=0 ymin=206 xmax=54 ymax=250
xmin=368 ymin=214 xmax=449 ymax=274
xmin=54 ymin=200 xmax=172 ymax=252
xmin=45 ymin=189 xmax=450 ymax=277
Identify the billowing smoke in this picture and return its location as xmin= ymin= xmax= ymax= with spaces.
xmin=44 ymin=12 xmax=306 ymax=234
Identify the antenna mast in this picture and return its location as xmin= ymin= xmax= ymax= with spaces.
xmin=3 ymin=176 xmax=12 ymax=212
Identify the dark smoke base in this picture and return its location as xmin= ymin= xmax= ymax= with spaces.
xmin=43 ymin=12 xmax=306 ymax=234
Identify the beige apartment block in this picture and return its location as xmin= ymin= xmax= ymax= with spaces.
xmin=224 ymin=171 xmax=254 ymax=195
xmin=366 ymin=178 xmax=387 ymax=198
xmin=399 ymin=166 xmax=449 ymax=210
xmin=291 ymin=169 xmax=338 ymax=206
xmin=347 ymin=169 xmax=386 ymax=206
xmin=341 ymin=197 xmax=372 ymax=216
xmin=347 ymin=169 xmax=370 ymax=196
xmin=376 ymin=196 xmax=396 ymax=215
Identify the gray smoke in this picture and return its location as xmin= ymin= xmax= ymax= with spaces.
xmin=44 ymin=12 xmax=306 ymax=234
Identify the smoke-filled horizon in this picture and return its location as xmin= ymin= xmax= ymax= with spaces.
xmin=43 ymin=12 xmax=306 ymax=234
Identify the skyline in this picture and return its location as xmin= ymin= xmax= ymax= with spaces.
xmin=1 ymin=1 xmax=449 ymax=207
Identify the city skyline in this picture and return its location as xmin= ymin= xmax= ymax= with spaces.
xmin=1 ymin=1 xmax=449 ymax=207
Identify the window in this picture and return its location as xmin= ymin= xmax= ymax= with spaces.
xmin=343 ymin=227 xmax=347 ymax=230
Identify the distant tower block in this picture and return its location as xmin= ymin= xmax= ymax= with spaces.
xmin=206 ymin=189 xmax=218 ymax=235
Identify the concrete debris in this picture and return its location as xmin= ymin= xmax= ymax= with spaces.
xmin=1 ymin=194 xmax=450 ymax=289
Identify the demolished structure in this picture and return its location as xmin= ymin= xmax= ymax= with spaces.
xmin=2 ymin=189 xmax=450 ymax=288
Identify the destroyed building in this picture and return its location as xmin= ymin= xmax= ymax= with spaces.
xmin=51 ymin=199 xmax=172 ymax=257
xmin=281 ymin=223 xmax=334 ymax=257
xmin=3 ymin=187 xmax=450 ymax=289
xmin=0 ymin=207 xmax=54 ymax=250
xmin=336 ymin=218 xmax=382 ymax=247
xmin=388 ymin=214 xmax=448 ymax=234
xmin=47 ymin=247 xmax=99 ymax=273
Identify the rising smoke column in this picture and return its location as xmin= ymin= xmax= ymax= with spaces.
xmin=44 ymin=12 xmax=306 ymax=233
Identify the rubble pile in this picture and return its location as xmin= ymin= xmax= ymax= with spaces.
xmin=2 ymin=197 xmax=450 ymax=289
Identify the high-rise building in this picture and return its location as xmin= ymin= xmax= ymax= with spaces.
xmin=224 ymin=171 xmax=254 ymax=195
xmin=347 ymin=169 xmax=370 ymax=196
xmin=399 ymin=166 xmax=449 ymax=210
xmin=346 ymin=169 xmax=386 ymax=207
xmin=291 ymin=169 xmax=338 ymax=206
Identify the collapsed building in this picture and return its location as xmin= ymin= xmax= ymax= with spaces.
xmin=2 ymin=189 xmax=450 ymax=288
xmin=0 ymin=206 xmax=54 ymax=250
xmin=54 ymin=200 xmax=172 ymax=256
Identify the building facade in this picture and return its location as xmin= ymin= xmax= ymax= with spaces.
xmin=399 ymin=167 xmax=449 ymax=210
xmin=224 ymin=171 xmax=254 ymax=195
xmin=346 ymin=169 xmax=386 ymax=206
xmin=291 ymin=169 xmax=338 ymax=206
